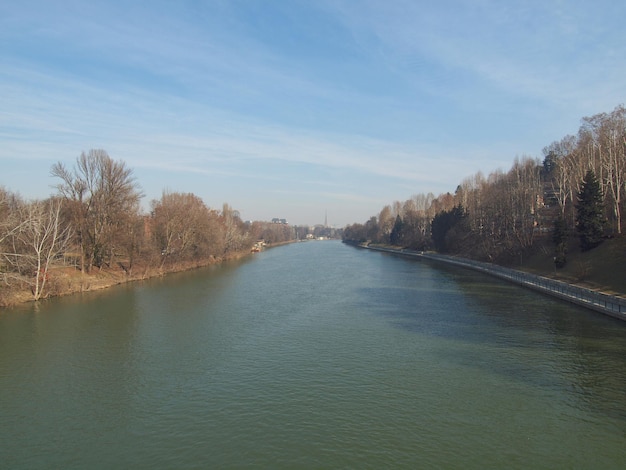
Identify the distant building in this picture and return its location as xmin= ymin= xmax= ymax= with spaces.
xmin=271 ymin=218 xmax=288 ymax=224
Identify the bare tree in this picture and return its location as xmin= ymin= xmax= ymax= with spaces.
xmin=1 ymin=197 xmax=71 ymax=300
xmin=551 ymin=136 xmax=578 ymax=219
xmin=150 ymin=191 xmax=223 ymax=268
xmin=0 ymin=189 xmax=26 ymax=254
xmin=0 ymin=188 xmax=26 ymax=286
xmin=377 ymin=205 xmax=394 ymax=243
xmin=51 ymin=150 xmax=143 ymax=272
xmin=599 ymin=105 xmax=626 ymax=234
xmin=221 ymin=203 xmax=250 ymax=253
xmin=508 ymin=157 xmax=543 ymax=252
xmin=19 ymin=199 xmax=71 ymax=300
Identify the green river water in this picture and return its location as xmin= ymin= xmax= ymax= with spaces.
xmin=1 ymin=240 xmax=626 ymax=468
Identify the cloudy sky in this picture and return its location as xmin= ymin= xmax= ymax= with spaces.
xmin=1 ymin=1 xmax=625 ymax=226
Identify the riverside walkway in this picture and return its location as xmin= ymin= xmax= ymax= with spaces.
xmin=362 ymin=245 xmax=626 ymax=321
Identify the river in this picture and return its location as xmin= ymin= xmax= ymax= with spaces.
xmin=1 ymin=240 xmax=626 ymax=468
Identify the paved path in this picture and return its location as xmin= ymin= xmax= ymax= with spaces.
xmin=361 ymin=244 xmax=626 ymax=321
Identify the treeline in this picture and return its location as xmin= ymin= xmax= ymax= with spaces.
xmin=0 ymin=150 xmax=298 ymax=304
xmin=344 ymin=104 xmax=626 ymax=265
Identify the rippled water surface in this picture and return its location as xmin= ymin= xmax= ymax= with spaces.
xmin=2 ymin=240 xmax=626 ymax=468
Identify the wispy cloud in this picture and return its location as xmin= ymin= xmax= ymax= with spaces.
xmin=2 ymin=0 xmax=625 ymax=224
xmin=325 ymin=0 xmax=626 ymax=111
xmin=1 ymin=62 xmax=502 ymax=189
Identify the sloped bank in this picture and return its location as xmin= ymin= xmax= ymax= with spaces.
xmin=359 ymin=244 xmax=626 ymax=321
xmin=0 ymin=249 xmax=253 ymax=309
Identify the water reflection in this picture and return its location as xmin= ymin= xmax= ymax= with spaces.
xmin=358 ymin=251 xmax=626 ymax=430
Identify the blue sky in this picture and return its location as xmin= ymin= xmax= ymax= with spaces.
xmin=1 ymin=0 xmax=625 ymax=226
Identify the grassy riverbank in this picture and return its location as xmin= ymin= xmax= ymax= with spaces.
xmin=519 ymin=236 xmax=626 ymax=297
xmin=0 ymin=250 xmax=252 ymax=309
xmin=370 ymin=236 xmax=626 ymax=298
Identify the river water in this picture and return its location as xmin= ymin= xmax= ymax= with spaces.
xmin=2 ymin=240 xmax=626 ymax=468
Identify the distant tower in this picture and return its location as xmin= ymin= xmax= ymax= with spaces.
xmin=324 ymin=210 xmax=328 ymax=228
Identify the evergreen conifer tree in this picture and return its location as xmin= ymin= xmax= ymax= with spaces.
xmin=575 ymin=170 xmax=606 ymax=251
xmin=552 ymin=215 xmax=568 ymax=267
xmin=431 ymin=205 xmax=466 ymax=253
xmin=390 ymin=214 xmax=404 ymax=246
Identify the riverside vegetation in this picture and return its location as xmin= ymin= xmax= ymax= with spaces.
xmin=343 ymin=104 xmax=626 ymax=296
xmin=0 ymin=150 xmax=302 ymax=307
xmin=4 ymin=105 xmax=625 ymax=306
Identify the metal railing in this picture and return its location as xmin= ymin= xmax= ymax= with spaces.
xmin=367 ymin=246 xmax=626 ymax=319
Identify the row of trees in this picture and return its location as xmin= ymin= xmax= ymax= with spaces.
xmin=543 ymin=105 xmax=626 ymax=234
xmin=1 ymin=150 xmax=292 ymax=303
xmin=344 ymin=104 xmax=626 ymax=265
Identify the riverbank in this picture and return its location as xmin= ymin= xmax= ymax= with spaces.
xmin=357 ymin=243 xmax=626 ymax=320
xmin=0 ymin=249 xmax=254 ymax=309
xmin=0 ymin=238 xmax=310 ymax=309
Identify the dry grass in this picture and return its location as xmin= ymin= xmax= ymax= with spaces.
xmin=0 ymin=250 xmax=254 ymax=309
xmin=521 ymin=235 xmax=626 ymax=296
